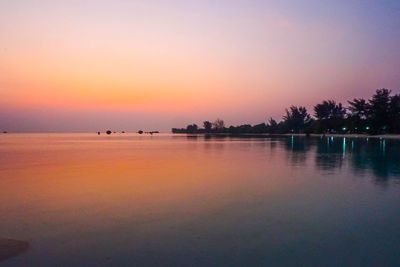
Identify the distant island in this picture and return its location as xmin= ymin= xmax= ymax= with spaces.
xmin=172 ymin=88 xmax=400 ymax=135
xmin=97 ymin=130 xmax=160 ymax=135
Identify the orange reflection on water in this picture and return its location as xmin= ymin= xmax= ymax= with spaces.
xmin=0 ymin=134 xmax=297 ymax=240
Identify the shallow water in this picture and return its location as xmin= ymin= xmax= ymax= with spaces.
xmin=1 ymin=133 xmax=400 ymax=266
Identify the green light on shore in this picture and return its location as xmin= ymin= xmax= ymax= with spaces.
xmin=366 ymin=126 xmax=370 ymax=130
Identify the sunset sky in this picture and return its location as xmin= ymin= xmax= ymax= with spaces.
xmin=1 ymin=0 xmax=399 ymax=132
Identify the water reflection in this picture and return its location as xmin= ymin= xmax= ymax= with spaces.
xmin=281 ymin=136 xmax=400 ymax=182
xmin=350 ymin=138 xmax=400 ymax=181
xmin=314 ymin=136 xmax=346 ymax=172
xmin=174 ymin=134 xmax=400 ymax=183
xmin=1 ymin=134 xmax=400 ymax=266
xmin=176 ymin=134 xmax=400 ymax=182
xmin=283 ymin=135 xmax=311 ymax=166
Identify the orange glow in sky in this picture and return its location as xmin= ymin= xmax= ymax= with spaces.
xmin=0 ymin=1 xmax=399 ymax=131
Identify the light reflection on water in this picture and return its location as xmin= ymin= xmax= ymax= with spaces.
xmin=0 ymin=134 xmax=400 ymax=266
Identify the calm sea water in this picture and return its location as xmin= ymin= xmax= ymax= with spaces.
xmin=1 ymin=133 xmax=400 ymax=266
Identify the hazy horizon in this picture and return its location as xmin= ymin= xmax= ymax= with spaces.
xmin=1 ymin=0 xmax=400 ymax=132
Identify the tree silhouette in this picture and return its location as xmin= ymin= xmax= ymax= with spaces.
xmin=252 ymin=123 xmax=268 ymax=134
xmin=389 ymin=94 xmax=400 ymax=133
xmin=186 ymin=124 xmax=198 ymax=133
xmin=368 ymin=89 xmax=391 ymax=134
xmin=267 ymin=118 xmax=279 ymax=133
xmin=213 ymin=119 xmax=225 ymax=132
xmin=348 ymin=98 xmax=368 ymax=133
xmin=172 ymin=88 xmax=400 ymax=135
xmin=203 ymin=121 xmax=212 ymax=133
xmin=282 ymin=106 xmax=311 ymax=133
xmin=314 ymin=100 xmax=346 ymax=133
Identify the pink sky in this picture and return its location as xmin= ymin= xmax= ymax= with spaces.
xmin=1 ymin=0 xmax=399 ymax=131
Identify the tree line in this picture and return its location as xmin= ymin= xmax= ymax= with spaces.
xmin=172 ymin=88 xmax=400 ymax=135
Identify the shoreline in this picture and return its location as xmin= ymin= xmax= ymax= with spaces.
xmin=179 ymin=133 xmax=400 ymax=139
xmin=286 ymin=133 xmax=400 ymax=139
xmin=2 ymin=132 xmax=400 ymax=140
xmin=0 ymin=239 xmax=29 ymax=262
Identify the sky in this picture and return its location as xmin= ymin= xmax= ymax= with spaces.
xmin=0 ymin=0 xmax=399 ymax=132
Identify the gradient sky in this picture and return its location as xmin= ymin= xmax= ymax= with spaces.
xmin=1 ymin=0 xmax=399 ymax=132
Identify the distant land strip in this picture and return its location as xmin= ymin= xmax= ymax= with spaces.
xmin=172 ymin=89 xmax=400 ymax=136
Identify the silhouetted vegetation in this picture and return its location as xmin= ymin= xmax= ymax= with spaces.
xmin=313 ymin=100 xmax=346 ymax=133
xmin=172 ymin=88 xmax=400 ymax=135
xmin=282 ymin=106 xmax=312 ymax=133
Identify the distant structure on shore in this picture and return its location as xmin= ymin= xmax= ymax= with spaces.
xmin=172 ymin=88 xmax=400 ymax=135
xmin=138 ymin=130 xmax=159 ymax=135
xmin=101 ymin=130 xmax=127 ymax=135
xmin=96 ymin=130 xmax=159 ymax=135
